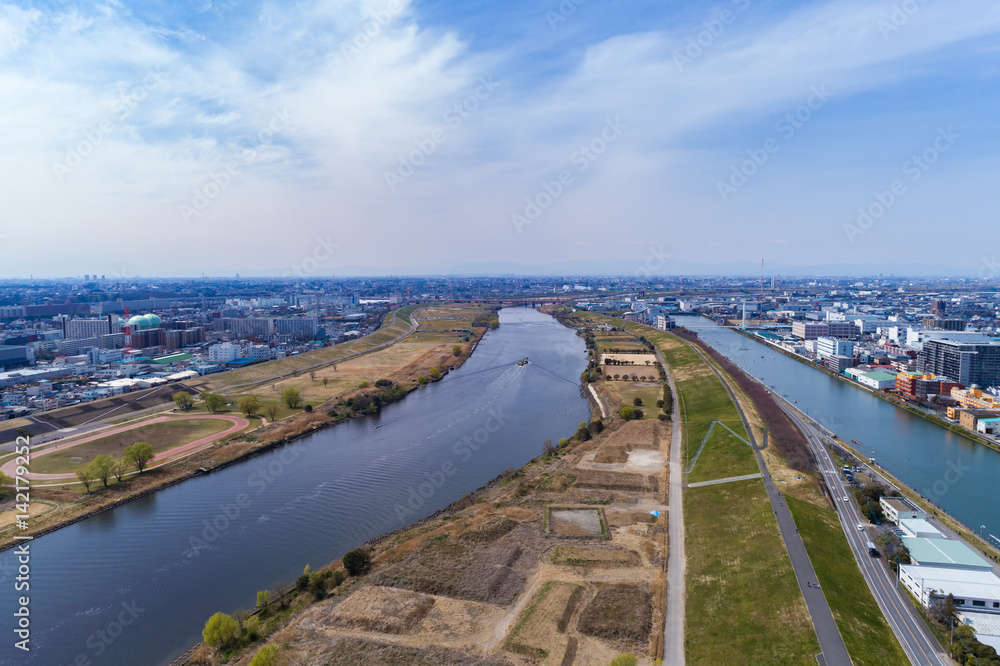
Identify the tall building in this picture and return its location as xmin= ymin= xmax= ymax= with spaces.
xmin=274 ymin=317 xmax=318 ymax=339
xmin=817 ymin=337 xmax=854 ymax=359
xmin=65 ymin=317 xmax=112 ymax=340
xmin=919 ymin=340 xmax=1000 ymax=387
xmin=921 ymin=318 xmax=966 ymax=331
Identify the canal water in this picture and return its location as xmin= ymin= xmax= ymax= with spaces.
xmin=674 ymin=315 xmax=1000 ymax=546
xmin=0 ymin=307 xmax=590 ymax=666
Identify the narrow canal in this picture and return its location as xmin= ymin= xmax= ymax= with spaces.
xmin=675 ymin=315 xmax=1000 ymax=547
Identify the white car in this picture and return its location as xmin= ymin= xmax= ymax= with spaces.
xmin=843 ymin=496 xmax=849 ymax=502
xmin=857 ymin=524 xmax=865 ymax=531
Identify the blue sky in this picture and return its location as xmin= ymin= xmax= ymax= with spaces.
xmin=1 ymin=0 xmax=999 ymax=277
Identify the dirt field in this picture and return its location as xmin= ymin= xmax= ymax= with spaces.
xmin=209 ymin=418 xmax=671 ymax=666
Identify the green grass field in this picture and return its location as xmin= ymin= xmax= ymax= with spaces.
xmin=33 ymin=418 xmax=233 ymax=473
xmin=787 ymin=497 xmax=909 ymax=666
xmin=686 ymin=480 xmax=820 ymax=664
xmin=687 ymin=425 xmax=759 ymax=483
xmin=605 ymin=382 xmax=663 ymax=419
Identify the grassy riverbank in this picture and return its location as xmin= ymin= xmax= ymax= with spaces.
xmin=0 ymin=303 xmax=494 ymax=552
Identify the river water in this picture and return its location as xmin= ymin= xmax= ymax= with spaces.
xmin=674 ymin=315 xmax=1000 ymax=546
xmin=0 ymin=307 xmax=589 ymax=666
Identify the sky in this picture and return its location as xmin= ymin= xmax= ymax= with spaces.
xmin=1 ymin=0 xmax=999 ymax=278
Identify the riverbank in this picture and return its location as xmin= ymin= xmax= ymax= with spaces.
xmin=723 ymin=321 xmax=1000 ymax=455
xmin=0 ymin=304 xmax=492 ymax=552
xmin=171 ymin=404 xmax=668 ymax=666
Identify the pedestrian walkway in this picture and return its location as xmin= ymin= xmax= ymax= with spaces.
xmin=686 ymin=472 xmax=762 ymax=488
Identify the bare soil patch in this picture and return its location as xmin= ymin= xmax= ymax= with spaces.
xmin=319 ymin=637 xmax=513 ymax=665
xmin=576 ymin=583 xmax=652 ymax=650
xmin=506 ymin=581 xmax=584 ymax=662
xmin=550 ymin=509 xmax=604 ymax=537
xmin=549 ymin=546 xmax=641 ymax=568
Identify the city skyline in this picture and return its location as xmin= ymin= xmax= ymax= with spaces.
xmin=2 ymin=0 xmax=999 ymax=277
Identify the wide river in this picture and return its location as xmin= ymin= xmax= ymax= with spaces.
xmin=0 ymin=307 xmax=590 ymax=666
xmin=675 ymin=315 xmax=1000 ymax=546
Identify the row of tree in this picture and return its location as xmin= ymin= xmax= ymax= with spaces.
xmin=75 ymin=442 xmax=155 ymax=492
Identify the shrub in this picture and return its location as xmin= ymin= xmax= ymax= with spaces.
xmin=418 ymin=375 xmax=429 ymax=385
xmin=303 ymin=404 xmax=313 ymax=413
xmin=619 ymin=406 xmax=635 ymax=420
xmin=610 ymin=655 xmax=637 ymax=666
xmin=343 ymin=549 xmax=371 ymax=576
xmin=590 ymin=419 xmax=604 ymax=434
xmin=202 ymin=612 xmax=240 ymax=649
xmin=633 ymin=397 xmax=643 ymax=406
xmin=249 ymin=644 xmax=282 ymax=666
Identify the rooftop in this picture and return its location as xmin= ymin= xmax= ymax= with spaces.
xmin=902 ymin=537 xmax=993 ymax=570
xmin=901 ymin=564 xmax=1000 ymax=597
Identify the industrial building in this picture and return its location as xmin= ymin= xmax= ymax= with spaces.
xmin=817 ymin=337 xmax=854 ymax=359
xmin=901 ymin=537 xmax=994 ymax=571
xmin=900 ymin=565 xmax=1000 ymax=612
xmin=880 ymin=497 xmax=926 ymax=523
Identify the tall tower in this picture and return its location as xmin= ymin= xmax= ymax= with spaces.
xmin=122 ymin=306 xmax=133 ymax=360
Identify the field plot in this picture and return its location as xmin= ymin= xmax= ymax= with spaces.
xmin=685 ymin=479 xmax=818 ymax=664
xmin=604 ymin=382 xmax=662 ymax=418
xmin=328 ymin=586 xmax=435 ymax=634
xmin=577 ymin=583 xmax=652 ymax=650
xmin=686 ymin=424 xmax=758 ymax=484
xmin=548 ymin=508 xmax=606 ymax=537
xmin=31 ymin=418 xmax=233 ymax=474
xmin=787 ymin=497 xmax=908 ymax=665
xmin=506 ymin=581 xmax=583 ymax=662
xmin=550 ymin=546 xmax=641 ymax=568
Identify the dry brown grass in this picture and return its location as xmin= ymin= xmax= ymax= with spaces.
xmin=549 ymin=546 xmax=641 ymax=568
xmin=328 ymin=586 xmax=435 ymax=634
xmin=506 ymin=581 xmax=584 ymax=662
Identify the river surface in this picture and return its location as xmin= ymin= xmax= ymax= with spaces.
xmin=674 ymin=315 xmax=1000 ymax=546
xmin=0 ymin=307 xmax=589 ymax=666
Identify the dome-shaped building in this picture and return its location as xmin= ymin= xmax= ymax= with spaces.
xmin=127 ymin=314 xmax=161 ymax=330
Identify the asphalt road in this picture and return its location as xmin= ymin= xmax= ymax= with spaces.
xmin=778 ymin=398 xmax=952 ymax=666
xmin=659 ymin=348 xmax=686 ymax=665
xmin=684 ymin=342 xmax=853 ymax=666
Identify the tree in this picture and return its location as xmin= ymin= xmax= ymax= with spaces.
xmin=633 ymin=397 xmax=643 ymax=406
xmin=310 ymin=371 xmax=316 ymax=381
xmin=75 ymin=465 xmax=95 ymax=492
xmin=90 ymin=455 xmax=115 ymax=488
xmin=452 ymin=345 xmax=462 ymax=356
xmin=264 ymin=404 xmax=279 ymax=421
xmin=173 ymin=391 xmax=194 ymax=411
xmin=111 ymin=457 xmax=129 ymax=482
xmin=281 ymin=387 xmax=302 ymax=409
xmin=619 ymin=406 xmax=635 ymax=420
xmin=542 ymin=439 xmax=557 ymax=456
xmin=238 ymin=395 xmax=261 ymax=417
xmin=124 ymin=441 xmax=155 ymax=474
xmin=322 ymin=377 xmax=328 ymax=388
xmin=202 ymin=612 xmax=240 ymax=649
xmin=202 ymin=392 xmax=225 ymax=414
xmin=256 ymin=589 xmax=271 ymax=612
xmin=429 ymin=367 xmax=441 ymax=380
xmin=250 ymin=644 xmax=282 ymax=666
xmin=417 ymin=375 xmax=429 ymax=385
xmin=343 ymin=549 xmax=371 ymax=576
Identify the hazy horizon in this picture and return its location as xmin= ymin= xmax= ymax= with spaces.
xmin=3 ymin=0 xmax=999 ymax=278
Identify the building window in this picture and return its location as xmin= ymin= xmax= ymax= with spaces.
xmin=994 ymin=602 xmax=999 ymax=608
xmin=973 ymin=600 xmax=986 ymax=607
xmin=954 ymin=599 xmax=965 ymax=606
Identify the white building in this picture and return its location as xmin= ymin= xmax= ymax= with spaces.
xmin=880 ymin=497 xmax=926 ymax=524
xmin=900 ymin=565 xmax=1000 ymax=613
xmin=817 ymin=337 xmax=854 ymax=359
xmin=244 ymin=345 xmax=271 ymax=360
xmin=208 ymin=343 xmax=242 ymax=363
xmin=898 ymin=518 xmax=945 ymax=539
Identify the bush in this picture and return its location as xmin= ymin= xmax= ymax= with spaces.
xmin=610 ymin=655 xmax=637 ymax=666
xmin=633 ymin=397 xmax=643 ymax=406
xmin=590 ymin=419 xmax=604 ymax=434
xmin=250 ymin=644 xmax=282 ymax=666
xmin=304 ymin=404 xmax=313 ymax=413
xmin=343 ymin=549 xmax=371 ymax=576
xmin=429 ymin=368 xmax=441 ymax=380
xmin=202 ymin=612 xmax=240 ymax=649
xmin=418 ymin=375 xmax=429 ymax=385
xmin=633 ymin=408 xmax=644 ymax=419
xmin=619 ymin=406 xmax=635 ymax=420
